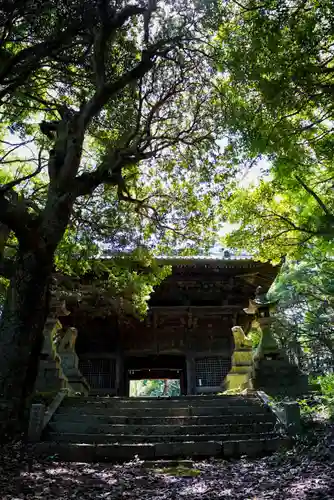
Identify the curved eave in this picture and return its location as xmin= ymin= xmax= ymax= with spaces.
xmin=158 ymin=257 xmax=262 ymax=266
xmin=158 ymin=258 xmax=281 ymax=294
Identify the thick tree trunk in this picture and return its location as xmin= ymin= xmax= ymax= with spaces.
xmin=0 ymin=249 xmax=53 ymax=430
xmin=163 ymin=379 xmax=169 ymax=396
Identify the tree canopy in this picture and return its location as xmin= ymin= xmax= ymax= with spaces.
xmin=0 ymin=0 xmax=229 ymax=314
xmin=216 ymin=0 xmax=334 ymax=261
xmin=1 ymin=0 xmax=334 ymax=421
xmin=0 ymin=0 xmax=233 ymax=409
xmin=212 ymin=0 xmax=334 ymax=376
xmin=269 ymin=253 xmax=334 ymax=373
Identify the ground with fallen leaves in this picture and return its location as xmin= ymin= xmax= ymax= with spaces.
xmin=1 ymin=425 xmax=334 ymax=499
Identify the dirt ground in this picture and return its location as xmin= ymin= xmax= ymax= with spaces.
xmin=1 ymin=428 xmax=334 ymax=499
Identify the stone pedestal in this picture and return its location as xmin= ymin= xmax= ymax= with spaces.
xmin=58 ymin=328 xmax=90 ymax=395
xmin=225 ymin=326 xmax=254 ymax=392
xmin=28 ymin=403 xmax=46 ymax=441
xmin=252 ymin=317 xmax=307 ymax=395
xmin=34 ymin=317 xmax=69 ymax=393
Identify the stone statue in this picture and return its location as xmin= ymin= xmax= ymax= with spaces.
xmin=58 ymin=327 xmax=78 ymax=353
xmin=225 ymin=326 xmax=254 ymax=392
xmin=231 ymin=326 xmax=253 ymax=349
xmin=57 ymin=327 xmax=90 ymax=395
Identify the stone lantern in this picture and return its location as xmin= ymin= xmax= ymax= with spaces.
xmin=243 ymin=287 xmax=308 ymax=395
xmin=243 ymin=287 xmax=280 ymax=362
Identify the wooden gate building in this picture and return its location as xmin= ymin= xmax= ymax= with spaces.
xmin=49 ymin=257 xmax=279 ymax=396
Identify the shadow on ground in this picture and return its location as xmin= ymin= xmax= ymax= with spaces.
xmin=2 ymin=450 xmax=334 ymax=500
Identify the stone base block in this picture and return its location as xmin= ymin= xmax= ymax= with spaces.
xmin=154 ymin=441 xmax=222 ymax=458
xmin=224 ymin=371 xmax=253 ymax=391
xmin=35 ymin=360 xmax=68 ymax=393
xmin=67 ymin=377 xmax=90 ymax=395
xmin=252 ymin=359 xmax=308 ymax=395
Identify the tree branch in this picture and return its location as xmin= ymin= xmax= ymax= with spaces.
xmin=231 ymin=0 xmax=270 ymax=12
xmin=295 ymin=175 xmax=332 ymax=216
xmin=81 ymin=33 xmax=184 ymax=127
xmin=0 ymin=12 xmax=94 ymax=84
xmin=81 ymin=53 xmax=155 ymax=127
xmin=0 ymin=139 xmax=34 ymax=163
xmin=263 ymin=211 xmax=319 ymax=236
xmin=0 ymin=3 xmax=128 ymax=101
xmin=0 ymin=149 xmax=44 ymax=193
xmin=73 ymin=148 xmax=155 ymax=198
xmin=0 ymin=191 xmax=34 ymax=243
xmin=92 ymin=3 xmax=145 ymax=89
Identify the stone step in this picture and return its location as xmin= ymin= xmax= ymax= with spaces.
xmin=47 ymin=431 xmax=276 ymax=444
xmin=35 ymin=441 xmax=219 ymax=460
xmin=34 ymin=437 xmax=288 ymax=461
xmin=48 ymin=421 xmax=275 ymax=436
xmin=223 ymin=437 xmax=290 ymax=457
xmin=61 ymin=396 xmax=261 ymax=409
xmin=52 ymin=413 xmax=276 ymax=426
xmin=62 ymin=395 xmax=257 ymax=402
xmin=55 ymin=405 xmax=268 ymax=417
xmin=177 ymin=437 xmax=288 ymax=458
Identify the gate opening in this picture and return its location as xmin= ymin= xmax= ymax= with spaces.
xmin=125 ymin=354 xmax=187 ymax=395
xmin=129 ymin=379 xmax=181 ymax=397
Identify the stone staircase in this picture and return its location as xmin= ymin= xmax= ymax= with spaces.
xmin=36 ymin=395 xmax=287 ymax=461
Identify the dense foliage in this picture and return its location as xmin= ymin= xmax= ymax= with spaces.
xmin=1 ymin=0 xmax=334 ymax=425
xmin=0 ymin=0 xmax=228 ymax=313
xmin=0 ymin=0 xmax=231 ymax=409
xmin=130 ymin=379 xmax=181 ymax=397
xmin=215 ymin=0 xmax=334 ymax=381
xmin=217 ymin=0 xmax=334 ymax=262
xmin=270 ymin=255 xmax=334 ymax=374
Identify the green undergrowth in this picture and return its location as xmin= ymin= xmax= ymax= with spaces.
xmin=297 ymin=374 xmax=334 ymax=423
xmin=153 ymin=465 xmax=201 ymax=477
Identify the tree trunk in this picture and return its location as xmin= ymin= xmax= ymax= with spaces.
xmin=0 ymin=249 xmax=53 ymax=431
xmin=163 ymin=379 xmax=169 ymax=396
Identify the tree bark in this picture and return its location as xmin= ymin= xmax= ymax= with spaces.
xmin=0 ymin=249 xmax=53 ymax=429
xmin=163 ymin=379 xmax=169 ymax=396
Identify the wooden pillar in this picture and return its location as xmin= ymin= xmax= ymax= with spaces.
xmin=115 ymin=352 xmax=124 ymax=396
xmin=186 ymin=354 xmax=195 ymax=395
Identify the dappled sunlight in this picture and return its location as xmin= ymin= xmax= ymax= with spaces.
xmin=0 ymin=445 xmax=331 ymax=500
xmin=178 ymin=481 xmax=210 ymax=496
xmin=287 ymin=474 xmax=330 ymax=498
